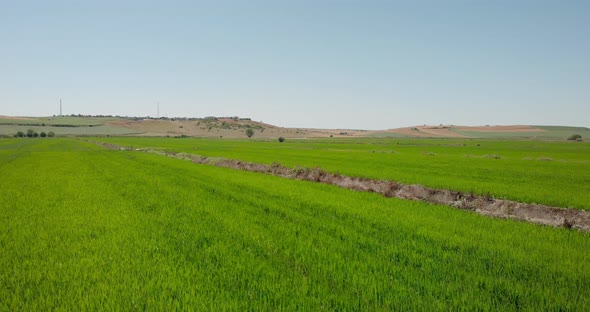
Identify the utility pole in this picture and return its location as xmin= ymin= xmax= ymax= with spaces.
xmin=60 ymin=98 xmax=62 ymax=116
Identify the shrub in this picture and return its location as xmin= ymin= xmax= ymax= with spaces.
xmin=26 ymin=129 xmax=35 ymax=137
xmin=40 ymin=132 xmax=47 ymax=138
xmin=16 ymin=131 xmax=24 ymax=137
xmin=47 ymin=132 xmax=55 ymax=137
xmin=278 ymin=137 xmax=285 ymax=142
xmin=246 ymin=128 xmax=254 ymax=138
xmin=33 ymin=132 xmax=39 ymax=137
xmin=568 ymin=134 xmax=582 ymax=141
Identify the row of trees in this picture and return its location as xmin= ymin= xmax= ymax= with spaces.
xmin=15 ymin=129 xmax=55 ymax=138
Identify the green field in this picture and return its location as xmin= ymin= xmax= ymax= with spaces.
xmin=0 ymin=116 xmax=139 ymax=136
xmin=0 ymin=125 xmax=139 ymax=136
xmin=1 ymin=138 xmax=589 ymax=310
xmin=0 ymin=116 xmax=120 ymax=126
xmin=450 ymin=126 xmax=590 ymax=139
xmin=94 ymin=137 xmax=590 ymax=210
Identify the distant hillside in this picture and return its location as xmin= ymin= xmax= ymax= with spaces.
xmin=369 ymin=125 xmax=590 ymax=140
xmin=0 ymin=115 xmax=325 ymax=138
xmin=1 ymin=115 xmax=587 ymax=140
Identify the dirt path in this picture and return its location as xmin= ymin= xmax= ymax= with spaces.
xmin=92 ymin=141 xmax=590 ymax=232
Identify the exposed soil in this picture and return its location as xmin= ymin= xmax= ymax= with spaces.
xmin=382 ymin=127 xmax=434 ymax=137
xmin=378 ymin=126 xmax=467 ymax=138
xmin=415 ymin=127 xmax=467 ymax=138
xmin=92 ymin=141 xmax=590 ymax=232
xmin=0 ymin=115 xmax=34 ymax=120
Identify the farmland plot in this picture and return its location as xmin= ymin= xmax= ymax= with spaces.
xmin=96 ymin=137 xmax=590 ymax=210
xmin=1 ymin=139 xmax=589 ymax=310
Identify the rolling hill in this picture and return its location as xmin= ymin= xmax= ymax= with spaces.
xmin=0 ymin=115 xmax=588 ymax=140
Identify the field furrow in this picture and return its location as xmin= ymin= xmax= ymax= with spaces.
xmin=94 ymin=137 xmax=590 ymax=210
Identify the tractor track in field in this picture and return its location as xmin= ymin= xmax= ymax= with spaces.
xmin=92 ymin=141 xmax=590 ymax=232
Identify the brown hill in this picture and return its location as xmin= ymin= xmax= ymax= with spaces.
xmin=1 ymin=115 xmax=587 ymax=140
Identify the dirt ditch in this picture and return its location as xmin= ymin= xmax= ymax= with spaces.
xmin=92 ymin=141 xmax=590 ymax=232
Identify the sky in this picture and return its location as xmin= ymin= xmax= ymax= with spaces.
xmin=1 ymin=0 xmax=589 ymax=129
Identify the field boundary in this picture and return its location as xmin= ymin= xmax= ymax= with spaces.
xmin=92 ymin=141 xmax=590 ymax=231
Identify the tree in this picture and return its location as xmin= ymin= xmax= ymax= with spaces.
xmin=26 ymin=129 xmax=35 ymax=137
xmin=40 ymin=132 xmax=47 ymax=137
xmin=16 ymin=131 xmax=24 ymax=137
xmin=246 ymin=128 xmax=254 ymax=138
xmin=33 ymin=132 xmax=39 ymax=137
xmin=567 ymin=134 xmax=582 ymax=141
xmin=47 ymin=131 xmax=55 ymax=137
xmin=278 ymin=137 xmax=285 ymax=142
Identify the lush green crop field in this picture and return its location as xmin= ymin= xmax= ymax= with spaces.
xmin=450 ymin=125 xmax=590 ymax=139
xmin=1 ymin=138 xmax=589 ymax=310
xmin=0 ymin=125 xmax=139 ymax=136
xmin=94 ymin=137 xmax=590 ymax=210
xmin=0 ymin=116 xmax=139 ymax=136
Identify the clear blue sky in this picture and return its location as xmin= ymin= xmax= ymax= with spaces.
xmin=1 ymin=0 xmax=588 ymax=129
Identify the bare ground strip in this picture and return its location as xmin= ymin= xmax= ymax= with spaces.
xmin=94 ymin=141 xmax=590 ymax=232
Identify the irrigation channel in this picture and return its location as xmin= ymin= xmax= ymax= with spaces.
xmin=92 ymin=141 xmax=590 ymax=232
